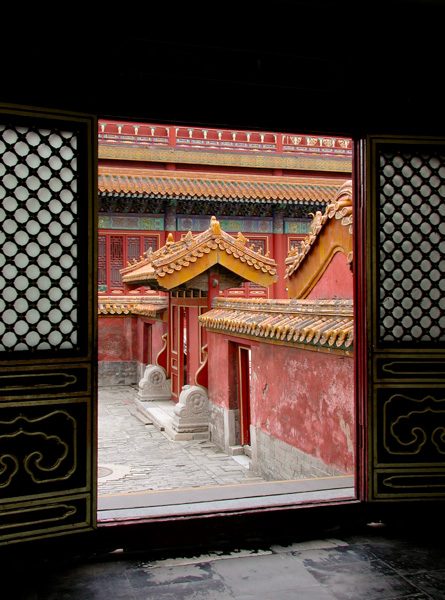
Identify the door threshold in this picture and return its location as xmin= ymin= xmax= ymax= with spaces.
xmin=97 ymin=475 xmax=355 ymax=523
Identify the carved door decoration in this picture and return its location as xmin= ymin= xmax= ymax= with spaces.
xmin=0 ymin=105 xmax=97 ymax=543
xmin=367 ymin=136 xmax=445 ymax=500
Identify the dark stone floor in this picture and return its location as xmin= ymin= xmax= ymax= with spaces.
xmin=5 ymin=523 xmax=445 ymax=600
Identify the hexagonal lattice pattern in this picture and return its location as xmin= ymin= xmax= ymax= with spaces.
xmin=378 ymin=148 xmax=445 ymax=343
xmin=0 ymin=124 xmax=79 ymax=351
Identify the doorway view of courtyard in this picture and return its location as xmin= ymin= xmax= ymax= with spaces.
xmin=96 ymin=120 xmax=356 ymax=520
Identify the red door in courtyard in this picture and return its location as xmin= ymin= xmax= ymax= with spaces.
xmin=238 ymin=346 xmax=252 ymax=446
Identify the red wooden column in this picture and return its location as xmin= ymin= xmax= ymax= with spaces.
xmin=187 ymin=306 xmax=201 ymax=386
xmin=272 ymin=211 xmax=287 ymax=299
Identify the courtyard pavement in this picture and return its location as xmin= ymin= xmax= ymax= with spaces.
xmin=98 ymin=385 xmax=266 ymax=498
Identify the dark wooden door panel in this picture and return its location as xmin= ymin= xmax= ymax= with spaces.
xmin=367 ymin=136 xmax=445 ymax=500
xmin=0 ymin=105 xmax=97 ymax=544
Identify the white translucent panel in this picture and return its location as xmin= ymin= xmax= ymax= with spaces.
xmin=38 ymin=209 xmax=52 ymax=225
xmin=48 ymin=221 xmax=62 ymax=236
xmin=3 ymin=287 xmax=18 ymax=302
xmin=49 ymin=156 xmax=62 ymax=170
xmin=3 ymin=264 xmax=17 ymax=279
xmin=37 ymin=143 xmax=51 ymax=159
xmin=60 ymin=210 xmax=74 ymax=225
xmin=25 ymin=331 xmax=40 ymax=346
xmin=48 ymin=330 xmax=62 ymax=346
xmin=37 ymin=320 xmax=51 ymax=335
xmin=15 ymin=164 xmax=29 ymax=179
xmin=3 ymin=241 xmax=18 ymax=256
xmin=37 ymin=232 xmax=51 ymax=246
xmin=26 ymin=309 xmax=41 ymax=324
xmin=37 ymin=187 xmax=51 ymax=202
xmin=3 ymin=309 xmax=18 ymax=324
xmin=26 ymin=242 xmax=41 ymax=257
xmin=60 ymin=320 xmax=73 ymax=334
xmin=60 ymin=167 xmax=74 ymax=182
xmin=48 ymin=244 xmax=63 ymax=259
xmin=26 ymin=175 xmax=41 ymax=190
xmin=37 ymin=253 xmax=51 ymax=269
xmin=48 ymin=309 xmax=62 ymax=323
xmin=26 ymin=131 xmax=41 ymax=147
xmin=60 ymin=298 xmax=73 ymax=312
xmin=60 ymin=233 xmax=73 ymax=247
xmin=60 ymin=276 xmax=74 ymax=290
xmin=49 ymin=199 xmax=62 ymax=214
xmin=14 ymin=320 xmax=29 ymax=335
xmin=25 ymin=286 xmax=40 ymax=302
xmin=48 ymin=287 xmax=63 ymax=302
xmin=48 ymin=265 xmax=62 ymax=280
xmin=0 ymin=124 xmax=79 ymax=352
xmin=2 ymin=129 xmax=18 ymax=144
xmin=37 ymin=166 xmax=52 ymax=181
xmin=60 ymin=145 xmax=74 ymax=160
xmin=37 ymin=275 xmax=51 ymax=290
xmin=2 ymin=332 xmax=18 ymax=346
xmin=49 ymin=133 xmax=63 ymax=148
xmin=14 ymin=230 xmax=29 ymax=246
xmin=49 ymin=177 xmax=63 ymax=192
xmin=25 ymin=220 xmax=40 ymax=235
xmin=15 ymin=275 xmax=29 ymax=290
xmin=60 ymin=189 xmax=73 ymax=204
xmin=3 ymin=174 xmax=18 ymax=189
xmin=3 ymin=219 xmax=18 ymax=234
xmin=14 ymin=253 xmax=29 ymax=268
xmin=60 ymin=254 xmax=73 ymax=268
xmin=3 ymin=151 xmax=18 ymax=166
xmin=37 ymin=297 xmax=51 ymax=312
xmin=26 ymin=264 xmax=40 ymax=280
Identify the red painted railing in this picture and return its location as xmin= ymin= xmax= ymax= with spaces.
xmin=98 ymin=120 xmax=352 ymax=158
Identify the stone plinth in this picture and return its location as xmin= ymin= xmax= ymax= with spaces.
xmin=172 ymin=385 xmax=210 ymax=438
xmin=138 ymin=364 xmax=171 ymax=402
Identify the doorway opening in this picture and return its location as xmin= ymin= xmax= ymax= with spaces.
xmin=96 ymin=120 xmax=356 ymax=522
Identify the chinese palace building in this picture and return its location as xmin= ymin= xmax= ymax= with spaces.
xmin=98 ymin=120 xmax=352 ymax=387
xmin=97 ymin=122 xmax=354 ymax=482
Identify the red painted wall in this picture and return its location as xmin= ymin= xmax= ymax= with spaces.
xmin=207 ymin=334 xmax=238 ymax=410
xmin=306 ymin=251 xmax=353 ymax=300
xmin=251 ymin=343 xmax=354 ymax=474
xmin=207 ymin=331 xmax=354 ymax=474
xmin=98 ymin=315 xmax=167 ymax=364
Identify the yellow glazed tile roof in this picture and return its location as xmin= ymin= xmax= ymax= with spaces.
xmin=98 ymin=296 xmax=168 ymax=316
xmin=285 ymin=180 xmax=353 ymax=279
xmin=121 ymin=217 xmax=278 ymax=290
xmin=98 ymin=166 xmax=346 ymax=204
xmin=199 ymin=297 xmax=353 ymax=350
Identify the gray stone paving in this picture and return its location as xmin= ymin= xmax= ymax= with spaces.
xmin=98 ymin=385 xmax=266 ymax=496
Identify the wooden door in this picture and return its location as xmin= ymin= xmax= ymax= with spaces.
xmin=0 ymin=105 xmax=97 ymax=544
xmin=366 ymin=135 xmax=445 ymax=500
xmin=238 ymin=346 xmax=251 ymax=446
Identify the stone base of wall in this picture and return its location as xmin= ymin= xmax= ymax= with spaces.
xmin=209 ymin=401 xmax=239 ymax=453
xmin=251 ymin=427 xmax=346 ymax=481
xmin=98 ymin=361 xmax=145 ymax=387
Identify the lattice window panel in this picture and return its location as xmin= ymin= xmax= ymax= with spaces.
xmin=378 ymin=147 xmax=445 ymax=343
xmin=0 ymin=124 xmax=80 ymax=352
xmin=127 ymin=236 xmax=141 ymax=263
xmin=110 ymin=235 xmax=123 ymax=288
xmin=98 ymin=235 xmax=107 ymax=290
xmin=144 ymin=236 xmax=158 ymax=254
xmin=247 ymin=238 xmax=266 ymax=255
